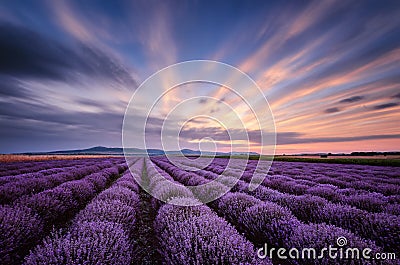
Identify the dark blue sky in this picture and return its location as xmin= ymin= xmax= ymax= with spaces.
xmin=0 ymin=0 xmax=399 ymax=153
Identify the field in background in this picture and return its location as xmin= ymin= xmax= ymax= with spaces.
xmin=273 ymin=155 xmax=400 ymax=167
xmin=208 ymin=154 xmax=400 ymax=167
xmin=281 ymin=155 xmax=400 ymax=160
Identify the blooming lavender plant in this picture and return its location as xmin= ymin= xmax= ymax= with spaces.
xmin=155 ymin=197 xmax=272 ymax=265
xmin=24 ymin=221 xmax=132 ymax=265
xmin=0 ymin=205 xmax=44 ymax=264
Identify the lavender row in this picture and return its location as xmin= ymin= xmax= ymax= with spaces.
xmin=262 ymin=177 xmax=399 ymax=214
xmin=247 ymin=159 xmax=400 ymax=184
xmin=208 ymin=157 xmax=400 ymax=189
xmin=0 ymin=161 xmax=101 ymax=186
xmin=154 ymin=157 xmax=400 ymax=253
xmin=212 ymin=158 xmax=400 ymax=195
xmin=219 ymin=170 xmax=400 ymax=253
xmin=0 ymin=158 xmax=86 ymax=173
xmin=0 ymin=164 xmax=84 ymax=186
xmin=145 ymin=159 xmax=270 ymax=264
xmin=0 ymin=160 xmax=126 ymax=264
xmin=242 ymin=161 xmax=400 ymax=214
xmin=0 ymin=157 xmax=124 ymax=177
xmin=246 ymin=184 xmax=400 ymax=253
xmin=0 ymin=160 xmax=123 ymax=205
xmin=146 ymin=159 xmax=195 ymax=210
xmin=181 ymin=157 xmax=400 ymax=214
xmin=24 ymin=159 xmax=142 ymax=265
xmin=152 ymin=159 xmax=383 ymax=264
xmin=217 ymin=192 xmax=384 ymax=265
xmin=155 ymin=197 xmax=271 ymax=265
xmin=0 ymin=159 xmax=84 ymax=176
xmin=233 ymin=165 xmax=400 ymax=214
xmin=257 ymin=170 xmax=400 ymax=204
xmin=15 ymin=162 xmax=127 ymax=225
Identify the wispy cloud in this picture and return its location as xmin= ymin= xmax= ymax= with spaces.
xmin=324 ymin=107 xmax=340 ymax=114
xmin=339 ymin=96 xmax=364 ymax=104
xmin=0 ymin=18 xmax=138 ymax=152
xmin=392 ymin=92 xmax=400 ymax=99
xmin=0 ymin=22 xmax=137 ymax=87
xmin=177 ymin=126 xmax=400 ymax=146
xmin=373 ymin=102 xmax=398 ymax=110
xmin=52 ymin=0 xmax=95 ymax=42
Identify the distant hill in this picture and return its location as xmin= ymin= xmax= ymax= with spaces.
xmin=21 ymin=147 xmax=399 ymax=157
xmin=41 ymin=146 xmax=162 ymax=156
xmin=24 ymin=146 xmax=256 ymax=156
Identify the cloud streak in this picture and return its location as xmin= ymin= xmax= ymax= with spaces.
xmin=339 ymin=96 xmax=364 ymax=104
xmin=373 ymin=103 xmax=398 ymax=110
xmin=177 ymin=126 xmax=400 ymax=146
xmin=0 ymin=0 xmax=399 ymax=153
xmin=0 ymin=22 xmax=137 ymax=87
xmin=324 ymin=107 xmax=340 ymax=114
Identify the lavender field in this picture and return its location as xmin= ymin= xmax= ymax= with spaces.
xmin=0 ymin=157 xmax=399 ymax=265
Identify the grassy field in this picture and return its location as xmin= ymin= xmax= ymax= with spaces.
xmin=213 ymin=154 xmax=400 ymax=167
xmin=271 ymin=155 xmax=400 ymax=167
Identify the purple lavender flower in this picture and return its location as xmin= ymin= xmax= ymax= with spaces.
xmin=155 ymin=198 xmax=272 ymax=264
xmin=24 ymin=221 xmax=132 ymax=265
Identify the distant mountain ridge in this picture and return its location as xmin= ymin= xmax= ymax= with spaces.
xmin=27 ymin=146 xmax=259 ymax=156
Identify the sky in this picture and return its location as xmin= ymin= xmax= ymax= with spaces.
xmin=0 ymin=0 xmax=399 ymax=154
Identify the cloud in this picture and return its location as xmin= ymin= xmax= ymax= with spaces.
xmin=176 ymin=126 xmax=400 ymax=146
xmin=0 ymin=100 xmax=122 ymax=132
xmin=0 ymin=115 xmax=121 ymax=153
xmin=198 ymin=98 xmax=208 ymax=104
xmin=339 ymin=96 xmax=364 ymax=103
xmin=280 ymin=133 xmax=400 ymax=145
xmin=186 ymin=119 xmax=209 ymax=125
xmin=324 ymin=107 xmax=340 ymax=113
xmin=234 ymin=0 xmax=400 ymax=117
xmin=0 ymin=22 xmax=137 ymax=87
xmin=179 ymin=127 xmax=251 ymax=143
xmin=53 ymin=0 xmax=95 ymax=43
xmin=239 ymin=0 xmax=338 ymax=73
xmin=217 ymin=97 xmax=226 ymax=104
xmin=0 ymin=95 xmax=125 ymax=153
xmin=0 ymin=19 xmax=139 ymax=153
xmin=0 ymin=76 xmax=32 ymax=98
xmin=0 ymin=23 xmax=71 ymax=80
xmin=373 ymin=102 xmax=398 ymax=110
xmin=392 ymin=93 xmax=400 ymax=99
xmin=75 ymin=98 xmax=111 ymax=110
xmin=210 ymin=108 xmax=220 ymax=114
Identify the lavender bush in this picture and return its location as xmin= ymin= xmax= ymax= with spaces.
xmin=24 ymin=221 xmax=132 ymax=265
xmin=0 ymin=205 xmax=44 ymax=264
xmin=154 ymin=197 xmax=271 ymax=264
